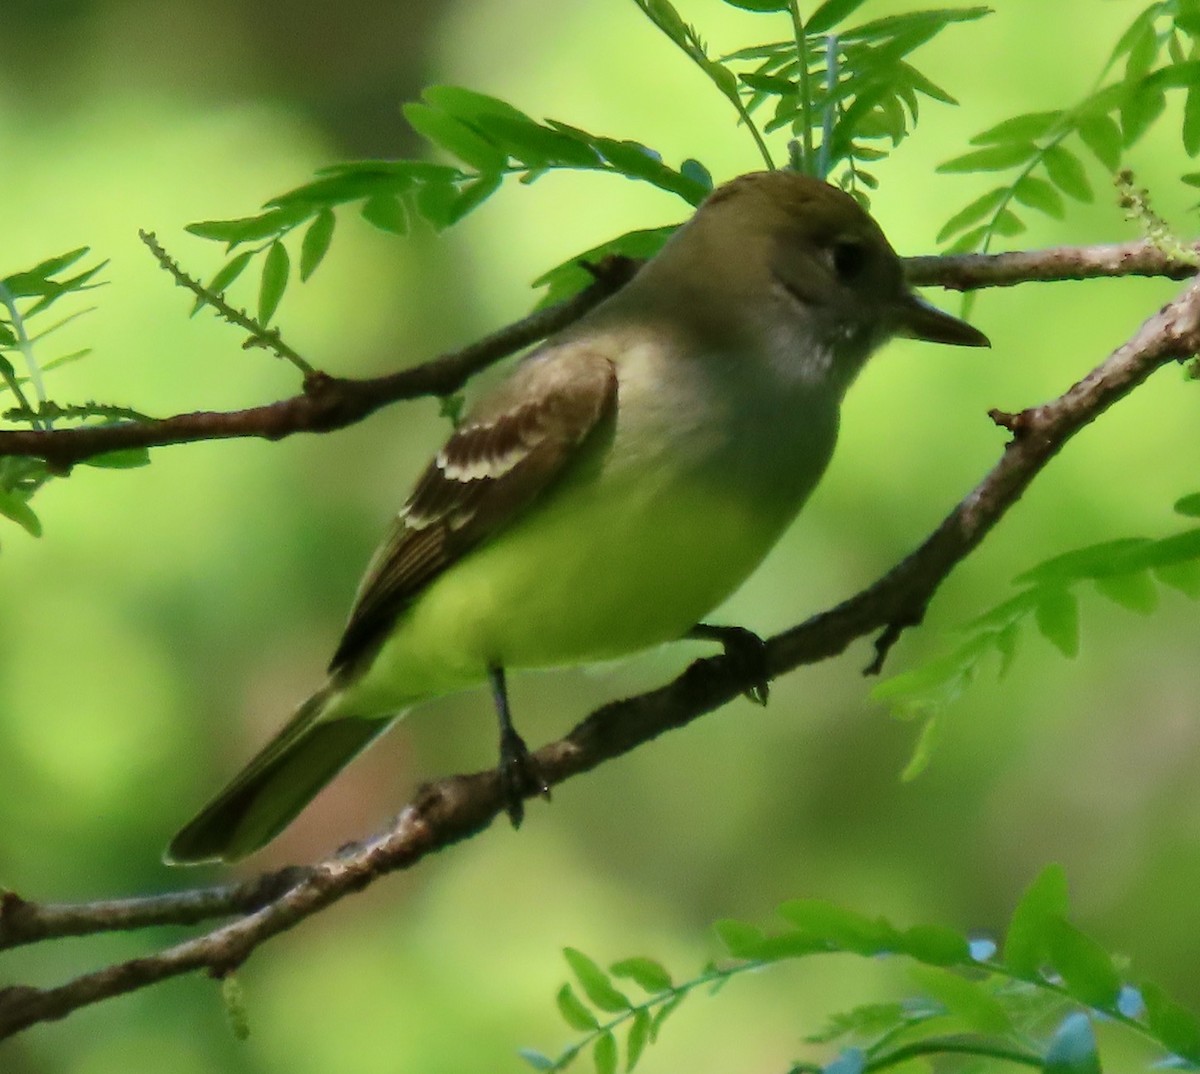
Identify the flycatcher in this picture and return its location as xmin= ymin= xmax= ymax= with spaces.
xmin=167 ymin=170 xmax=989 ymax=864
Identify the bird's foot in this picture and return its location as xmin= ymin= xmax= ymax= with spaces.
xmin=497 ymin=725 xmax=550 ymax=829
xmin=689 ymin=623 xmax=771 ymax=705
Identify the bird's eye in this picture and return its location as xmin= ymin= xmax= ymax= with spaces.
xmin=830 ymin=239 xmax=868 ymax=281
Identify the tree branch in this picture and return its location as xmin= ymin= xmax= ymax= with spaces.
xmin=0 ymin=239 xmax=1193 ymax=470
xmin=0 ymin=256 xmax=640 ymax=471
xmin=3 ymin=268 xmax=1198 ymax=1041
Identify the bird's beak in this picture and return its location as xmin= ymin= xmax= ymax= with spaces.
xmin=895 ymin=292 xmax=990 ymax=348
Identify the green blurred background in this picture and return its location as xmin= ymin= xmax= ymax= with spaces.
xmin=2 ymin=1 xmax=1199 ymax=1071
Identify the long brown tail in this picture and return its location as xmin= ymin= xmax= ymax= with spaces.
xmin=165 ymin=687 xmax=397 ymax=865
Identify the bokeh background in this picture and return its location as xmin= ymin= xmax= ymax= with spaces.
xmin=2 ymin=1 xmax=1199 ymax=1071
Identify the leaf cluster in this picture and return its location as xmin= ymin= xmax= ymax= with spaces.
xmin=185 ymin=85 xmax=716 ymax=323
xmin=725 ymin=5 xmax=989 ymax=195
xmin=874 ymin=495 xmax=1200 ymax=778
xmin=525 ymin=866 xmax=1200 ymax=1074
xmin=937 ymin=0 xmax=1200 ymax=251
xmin=0 ymin=247 xmax=138 ymax=543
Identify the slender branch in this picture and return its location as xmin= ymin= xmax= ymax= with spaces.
xmin=3 ymin=270 xmax=1198 ymax=1040
xmin=904 ymin=236 xmax=1200 ymax=290
xmin=139 ymin=231 xmax=315 ymax=375
xmin=0 ymin=239 xmax=1193 ymax=471
xmin=0 ymin=257 xmax=639 ymax=472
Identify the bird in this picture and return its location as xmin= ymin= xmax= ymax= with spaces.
xmin=165 ymin=169 xmax=989 ymax=865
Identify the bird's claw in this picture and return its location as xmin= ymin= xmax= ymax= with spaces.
xmin=497 ymin=726 xmax=550 ymax=828
xmin=690 ymin=623 xmax=771 ymax=705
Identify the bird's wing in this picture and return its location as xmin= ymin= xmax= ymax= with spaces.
xmin=328 ymin=344 xmax=618 ymax=673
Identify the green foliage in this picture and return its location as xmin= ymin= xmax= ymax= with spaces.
xmin=0 ymin=246 xmax=111 ymax=543
xmin=526 ymin=866 xmax=1200 ymax=1073
xmin=725 ymin=6 xmax=989 ymax=196
xmin=874 ymin=499 xmax=1200 ymax=776
xmin=180 ymin=1 xmax=988 ymax=317
xmin=936 ymin=1 xmax=1200 ymax=251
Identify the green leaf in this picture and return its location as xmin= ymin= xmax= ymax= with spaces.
xmin=593 ymin=1031 xmax=618 ymax=1074
xmin=422 ymin=85 xmax=533 ymax=127
xmin=1142 ymin=981 xmax=1200 ymax=1061
xmin=936 ymin=187 xmax=1008 ymax=243
xmin=1154 ymin=559 xmax=1200 ymax=598
xmin=532 ymin=226 xmax=675 ymax=307
xmin=81 ymin=447 xmax=151 ymax=469
xmin=1107 ymin=6 xmax=1158 ymax=68
xmin=485 ymin=115 xmax=602 ymax=168
xmin=413 ymin=181 xmax=458 ymax=230
xmin=908 ymin=965 xmax=1012 ymax=1033
xmin=0 ymin=488 xmax=41 ymax=537
xmin=1003 ymin=864 xmax=1069 ymax=976
xmin=1093 ymin=570 xmax=1158 ymax=614
xmin=713 ymin=918 xmax=767 ymax=959
xmin=937 ymin=143 xmax=1038 ymax=173
xmin=1034 ymin=588 xmax=1079 ymax=657
xmin=1174 ymin=492 xmax=1200 ymax=517
xmin=1014 ymin=538 xmax=1151 ymax=585
xmin=556 ymin=983 xmax=598 ymax=1031
xmin=1140 ymin=60 xmax=1200 ymax=90
xmin=776 ymin=900 xmax=897 ymax=955
xmin=994 ymin=621 xmax=1020 ymax=678
xmin=807 ymin=0 xmax=870 ymax=34
xmin=445 ymin=173 xmax=502 ymax=225
xmin=1122 ymin=85 xmax=1167 ymax=146
xmin=1185 ymin=84 xmax=1200 ymax=155
xmin=193 ymin=250 xmax=254 ymax=315
xmin=719 ymin=0 xmax=790 ymax=10
xmin=900 ymin=716 xmax=941 ymax=782
xmin=207 ymin=251 xmax=254 ymax=296
xmin=590 ymin=138 xmax=708 ymax=205
xmin=626 ymin=1008 xmax=651 ymax=1071
xmin=257 ymin=241 xmax=290 ymax=326
xmin=1046 ymin=919 xmax=1121 ymax=1008
xmin=897 ymin=924 xmax=971 ymax=967
xmin=361 ymin=194 xmax=408 ymax=234
xmin=945 ymin=223 xmax=990 ymax=253
xmin=185 ymin=205 xmax=310 ymax=245
xmin=517 ymin=1047 xmax=556 ymax=1071
xmin=806 ymin=1003 xmax=908 ymax=1045
xmin=971 ymin=110 xmax=1063 ymax=145
xmin=564 ymin=948 xmax=631 ymax=1013
xmin=299 ymin=208 xmax=336 ymax=281
xmin=1013 ymin=175 xmax=1065 ymax=219
xmin=610 ymin=957 xmax=673 ymax=993
xmin=1044 ymin=1013 xmax=1101 ymax=1074
xmin=873 ymin=633 xmax=991 ymax=706
xmin=636 ymin=0 xmax=691 ymax=49
xmin=679 ymin=158 xmax=713 ymax=192
xmin=1124 ymin=17 xmax=1160 ymax=79
xmin=992 ymin=208 xmax=1025 ymax=237
xmin=1 ymin=248 xmax=91 ymax=298
xmin=649 ymin=992 xmax=684 ymax=1039
xmin=402 ymin=102 xmax=508 ymax=173
xmin=1076 ymin=114 xmax=1123 ymax=171
xmin=1042 ymin=145 xmax=1093 ymax=202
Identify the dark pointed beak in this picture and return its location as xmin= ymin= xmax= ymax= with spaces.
xmin=895 ymin=292 xmax=990 ymax=348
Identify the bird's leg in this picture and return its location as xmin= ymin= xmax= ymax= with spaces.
xmin=488 ymin=665 xmax=550 ymax=828
xmin=687 ymin=623 xmax=771 ymax=706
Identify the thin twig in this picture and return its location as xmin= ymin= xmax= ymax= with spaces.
xmin=138 ymin=231 xmax=315 ymax=375
xmin=0 ymin=257 xmax=639 ymax=472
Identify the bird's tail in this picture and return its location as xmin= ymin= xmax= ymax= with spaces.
xmin=165 ymin=685 xmax=397 ymax=865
